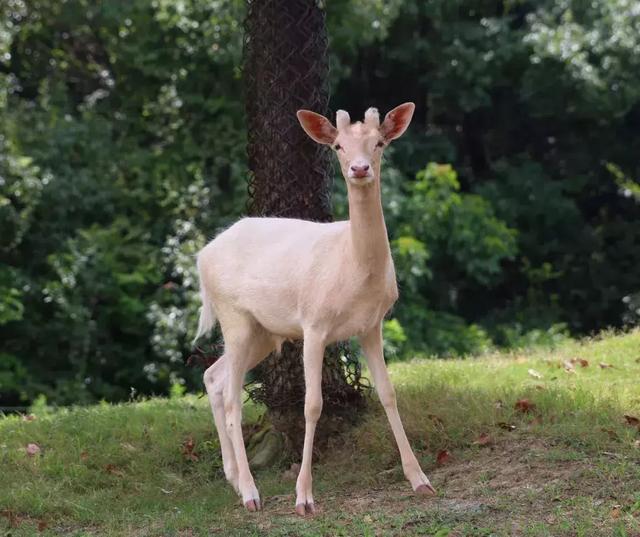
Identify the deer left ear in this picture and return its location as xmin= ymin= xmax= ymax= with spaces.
xmin=380 ymin=102 xmax=415 ymax=142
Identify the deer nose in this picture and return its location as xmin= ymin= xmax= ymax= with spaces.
xmin=350 ymin=164 xmax=370 ymax=177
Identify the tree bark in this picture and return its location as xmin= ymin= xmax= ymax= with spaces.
xmin=243 ymin=0 xmax=366 ymax=453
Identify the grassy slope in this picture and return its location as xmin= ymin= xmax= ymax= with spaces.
xmin=1 ymin=330 xmax=639 ymax=536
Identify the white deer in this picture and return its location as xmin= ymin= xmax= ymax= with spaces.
xmin=194 ymin=102 xmax=435 ymax=516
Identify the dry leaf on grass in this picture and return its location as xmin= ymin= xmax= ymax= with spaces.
xmin=514 ymin=399 xmax=536 ymax=413
xmin=528 ymin=369 xmax=543 ymax=379
xmin=599 ymin=362 xmax=614 ymax=369
xmin=562 ymin=361 xmax=576 ymax=373
xmin=571 ymin=358 xmax=589 ymax=367
xmin=427 ymin=414 xmax=445 ymax=427
xmin=104 ymin=464 xmax=125 ymax=477
xmin=0 ymin=509 xmax=21 ymax=528
xmin=497 ymin=422 xmax=516 ymax=431
xmin=611 ymin=505 xmax=621 ymax=519
xmin=623 ymin=415 xmax=639 ymax=429
xmin=37 ymin=520 xmax=48 ymax=532
xmin=25 ymin=443 xmax=41 ymax=456
xmin=473 ymin=433 xmax=492 ymax=447
xmin=601 ymin=428 xmax=619 ymax=441
xmin=436 ymin=449 xmax=451 ymax=465
xmin=181 ymin=436 xmax=199 ymax=462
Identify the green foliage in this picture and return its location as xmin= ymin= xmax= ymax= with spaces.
xmin=384 ymin=163 xmax=515 ymax=357
xmin=1 ymin=0 xmax=639 ymax=404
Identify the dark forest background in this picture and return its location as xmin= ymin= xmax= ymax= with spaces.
xmin=1 ymin=0 xmax=639 ymax=406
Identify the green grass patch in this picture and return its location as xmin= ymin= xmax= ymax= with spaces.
xmin=2 ymin=330 xmax=640 ymax=536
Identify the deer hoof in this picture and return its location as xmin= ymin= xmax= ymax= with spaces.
xmin=295 ymin=501 xmax=316 ymax=516
xmin=415 ymin=483 xmax=436 ymax=496
xmin=244 ymin=498 xmax=261 ymax=511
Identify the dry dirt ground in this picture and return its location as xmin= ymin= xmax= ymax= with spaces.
xmin=217 ymin=438 xmax=640 ymax=536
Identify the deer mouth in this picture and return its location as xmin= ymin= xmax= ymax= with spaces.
xmin=351 ymin=169 xmax=370 ymax=179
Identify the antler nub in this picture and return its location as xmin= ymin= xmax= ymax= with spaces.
xmin=364 ymin=107 xmax=380 ymax=127
xmin=336 ymin=110 xmax=350 ymax=130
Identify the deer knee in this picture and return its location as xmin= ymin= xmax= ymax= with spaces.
xmin=378 ymin=385 xmax=397 ymax=410
xmin=304 ymin=393 xmax=323 ymax=423
xmin=204 ymin=364 xmax=225 ymax=400
xmin=203 ymin=365 xmax=216 ymax=388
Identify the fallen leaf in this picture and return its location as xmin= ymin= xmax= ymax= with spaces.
xmin=562 ymin=361 xmax=575 ymax=373
xmin=528 ymin=369 xmax=543 ymax=379
xmin=0 ymin=509 xmax=20 ymax=528
xmin=120 ymin=442 xmax=137 ymax=452
xmin=534 ymin=384 xmax=545 ymax=391
xmin=623 ymin=415 xmax=640 ymax=428
xmin=25 ymin=443 xmax=41 ymax=456
xmin=80 ymin=450 xmax=89 ymax=461
xmin=601 ymin=428 xmax=619 ymax=441
xmin=599 ymin=362 xmax=614 ymax=369
xmin=611 ymin=505 xmax=621 ymax=519
xmin=436 ymin=449 xmax=451 ymax=465
xmin=104 ymin=463 xmax=124 ymax=477
xmin=428 ymin=414 xmax=445 ymax=427
xmin=160 ymin=488 xmax=173 ymax=494
xmin=514 ymin=399 xmax=536 ymax=413
xmin=571 ymin=358 xmax=589 ymax=368
xmin=473 ymin=433 xmax=492 ymax=446
xmin=37 ymin=520 xmax=48 ymax=532
xmin=498 ymin=422 xmax=516 ymax=431
xmin=181 ymin=436 xmax=199 ymax=462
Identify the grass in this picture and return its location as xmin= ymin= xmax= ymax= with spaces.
xmin=2 ymin=329 xmax=640 ymax=536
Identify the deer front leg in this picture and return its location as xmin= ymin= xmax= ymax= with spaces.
xmin=295 ymin=331 xmax=326 ymax=516
xmin=359 ymin=324 xmax=436 ymax=495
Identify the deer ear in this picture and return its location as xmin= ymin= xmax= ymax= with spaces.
xmin=380 ymin=102 xmax=415 ymax=142
xmin=297 ymin=110 xmax=337 ymax=145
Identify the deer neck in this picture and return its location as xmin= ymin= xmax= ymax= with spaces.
xmin=346 ymin=173 xmax=391 ymax=272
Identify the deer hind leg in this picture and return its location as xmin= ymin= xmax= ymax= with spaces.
xmin=219 ymin=313 xmax=273 ymax=511
xmin=359 ymin=324 xmax=436 ymax=496
xmin=295 ymin=330 xmax=326 ymax=516
xmin=203 ymin=355 xmax=239 ymax=492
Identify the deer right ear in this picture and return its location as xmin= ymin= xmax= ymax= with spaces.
xmin=297 ymin=110 xmax=337 ymax=145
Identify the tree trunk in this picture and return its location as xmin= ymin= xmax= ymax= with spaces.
xmin=243 ymin=0 xmax=366 ymax=454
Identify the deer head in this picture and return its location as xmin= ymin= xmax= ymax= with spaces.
xmin=297 ymin=102 xmax=415 ymax=186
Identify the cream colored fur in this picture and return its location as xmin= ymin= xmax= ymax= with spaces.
xmin=195 ymin=102 xmax=435 ymax=516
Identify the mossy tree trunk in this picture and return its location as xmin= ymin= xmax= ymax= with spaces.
xmin=243 ymin=0 xmax=366 ymax=455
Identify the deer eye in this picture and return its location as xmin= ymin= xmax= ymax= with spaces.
xmin=333 ymin=144 xmax=342 ymax=151
xmin=376 ymin=140 xmax=385 ymax=148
